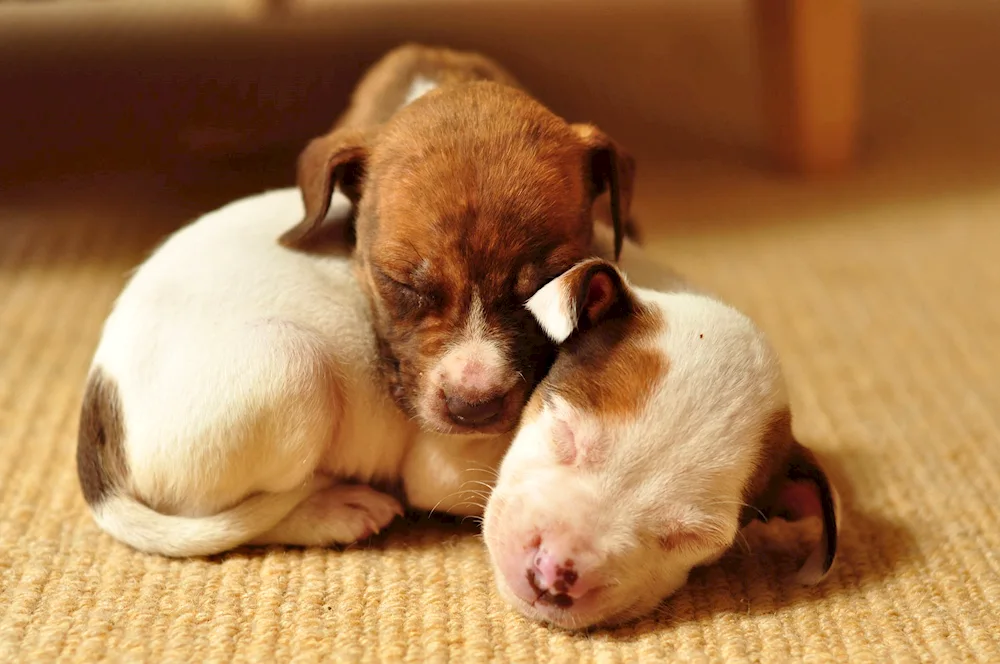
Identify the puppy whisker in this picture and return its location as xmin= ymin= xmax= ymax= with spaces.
xmin=704 ymin=499 xmax=767 ymax=523
xmin=427 ymin=488 xmax=485 ymax=517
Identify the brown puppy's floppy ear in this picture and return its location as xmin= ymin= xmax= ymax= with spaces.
xmin=570 ymin=124 xmax=637 ymax=261
xmin=280 ymin=128 xmax=371 ymax=250
xmin=742 ymin=410 xmax=841 ymax=585
xmin=525 ymin=258 xmax=635 ymax=344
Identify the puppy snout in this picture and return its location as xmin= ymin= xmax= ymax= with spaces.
xmin=455 ymin=359 xmax=499 ymax=394
xmin=444 ymin=391 xmax=506 ymax=425
xmin=439 ymin=357 xmax=513 ymax=426
xmin=526 ymin=543 xmax=600 ymax=607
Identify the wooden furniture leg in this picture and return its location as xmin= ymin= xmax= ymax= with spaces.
xmin=753 ymin=0 xmax=862 ymax=174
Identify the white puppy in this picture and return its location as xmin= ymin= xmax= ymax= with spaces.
xmin=77 ymin=188 xmax=509 ymax=557
xmin=483 ymin=243 xmax=840 ymax=629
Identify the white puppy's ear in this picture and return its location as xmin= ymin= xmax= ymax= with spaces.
xmin=526 ymin=258 xmax=635 ymax=343
xmin=743 ymin=411 xmax=842 ymax=585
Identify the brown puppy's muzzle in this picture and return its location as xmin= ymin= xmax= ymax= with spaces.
xmin=444 ymin=391 xmax=506 ymax=426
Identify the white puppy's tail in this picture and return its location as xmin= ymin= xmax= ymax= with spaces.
xmin=91 ymin=486 xmax=316 ymax=558
xmin=76 ymin=367 xmax=317 ymax=557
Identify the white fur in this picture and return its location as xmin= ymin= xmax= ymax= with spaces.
xmin=525 ymin=281 xmax=576 ymax=343
xmin=484 ymin=236 xmax=833 ymax=629
xmin=436 ymin=289 xmax=511 ymax=398
xmin=403 ymin=75 xmax=439 ymax=106
xmin=85 ymin=188 xmax=509 ymax=557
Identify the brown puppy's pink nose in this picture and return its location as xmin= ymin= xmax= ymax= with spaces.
xmin=527 ymin=546 xmax=599 ymax=607
xmin=444 ymin=392 xmax=505 ymax=425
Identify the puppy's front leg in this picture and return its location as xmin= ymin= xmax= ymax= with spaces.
xmin=401 ymin=433 xmax=510 ymax=517
xmin=250 ymin=483 xmax=404 ymax=546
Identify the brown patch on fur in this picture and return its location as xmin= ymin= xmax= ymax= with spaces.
xmin=546 ymin=305 xmax=665 ymax=419
xmin=76 ymin=368 xmax=128 ymax=506
xmin=537 ymin=259 xmax=665 ymax=420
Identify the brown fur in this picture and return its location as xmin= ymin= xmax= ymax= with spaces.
xmin=538 ymin=260 xmax=666 ymax=420
xmin=333 ymin=43 xmax=523 ymax=132
xmin=356 ymin=84 xmax=601 ymax=426
xmin=545 ymin=311 xmax=664 ymax=420
xmin=742 ymin=408 xmax=796 ymax=513
xmin=76 ymin=368 xmax=128 ymax=506
xmin=741 ymin=408 xmax=839 ymax=576
xmin=282 ymin=44 xmax=640 ymax=432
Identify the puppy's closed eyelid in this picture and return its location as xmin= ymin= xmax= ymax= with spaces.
xmin=376 ymin=268 xmax=422 ymax=293
xmin=376 ymin=270 xmax=447 ymax=313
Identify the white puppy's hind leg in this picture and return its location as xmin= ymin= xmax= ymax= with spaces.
xmin=251 ymin=484 xmax=404 ymax=546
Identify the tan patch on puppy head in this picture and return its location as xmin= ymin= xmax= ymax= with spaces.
xmin=545 ymin=307 xmax=666 ymax=420
xmin=526 ymin=258 xmax=666 ymax=422
xmin=76 ymin=368 xmax=128 ymax=507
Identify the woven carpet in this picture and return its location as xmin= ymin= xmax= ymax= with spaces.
xmin=1 ymin=157 xmax=999 ymax=662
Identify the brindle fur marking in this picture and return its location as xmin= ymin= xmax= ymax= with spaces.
xmin=76 ymin=368 xmax=128 ymax=506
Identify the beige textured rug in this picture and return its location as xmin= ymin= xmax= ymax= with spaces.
xmin=1 ymin=160 xmax=999 ymax=662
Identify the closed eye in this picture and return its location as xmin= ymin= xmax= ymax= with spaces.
xmin=375 ymin=268 xmax=443 ymax=308
xmin=380 ymin=271 xmax=418 ymax=294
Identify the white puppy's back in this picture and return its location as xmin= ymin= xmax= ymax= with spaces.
xmin=82 ymin=189 xmax=414 ymax=555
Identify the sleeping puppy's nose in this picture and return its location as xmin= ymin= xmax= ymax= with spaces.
xmin=526 ymin=543 xmax=601 ymax=606
xmin=444 ymin=391 xmax=505 ymax=424
xmin=440 ymin=357 xmax=511 ymax=425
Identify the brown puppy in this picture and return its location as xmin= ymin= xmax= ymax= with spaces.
xmin=282 ymin=44 xmax=637 ymax=436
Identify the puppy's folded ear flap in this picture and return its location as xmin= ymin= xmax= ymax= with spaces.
xmin=526 ymin=258 xmax=635 ymax=344
xmin=280 ymin=128 xmax=371 ymax=250
xmin=570 ymin=124 xmax=636 ymax=262
xmin=742 ymin=410 xmax=841 ymax=585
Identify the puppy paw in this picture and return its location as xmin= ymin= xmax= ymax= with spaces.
xmin=252 ymin=483 xmax=404 ymax=548
xmin=322 ymin=484 xmax=405 ymax=543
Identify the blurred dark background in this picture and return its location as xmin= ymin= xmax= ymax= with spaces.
xmin=2 ymin=0 xmax=999 ymax=236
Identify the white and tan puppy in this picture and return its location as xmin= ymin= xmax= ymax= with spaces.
xmin=77 ymin=188 xmax=508 ymax=558
xmin=483 ymin=241 xmax=840 ymax=629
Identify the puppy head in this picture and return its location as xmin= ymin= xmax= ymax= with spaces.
xmin=283 ymin=82 xmax=636 ymax=435
xmin=483 ymin=258 xmax=840 ymax=629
